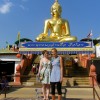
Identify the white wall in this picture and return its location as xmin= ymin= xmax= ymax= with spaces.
xmin=0 ymin=54 xmax=21 ymax=82
xmin=96 ymin=46 xmax=100 ymax=58
xmin=0 ymin=55 xmax=21 ymax=61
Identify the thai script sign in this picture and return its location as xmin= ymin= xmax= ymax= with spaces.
xmin=22 ymin=42 xmax=92 ymax=48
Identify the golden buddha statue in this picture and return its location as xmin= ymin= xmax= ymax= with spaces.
xmin=36 ymin=0 xmax=77 ymax=42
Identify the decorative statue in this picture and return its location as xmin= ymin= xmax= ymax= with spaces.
xmin=36 ymin=0 xmax=77 ymax=42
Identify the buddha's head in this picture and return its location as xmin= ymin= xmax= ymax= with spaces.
xmin=51 ymin=0 xmax=62 ymax=17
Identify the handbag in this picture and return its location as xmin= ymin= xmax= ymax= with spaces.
xmin=39 ymin=74 xmax=43 ymax=81
xmin=39 ymin=67 xmax=47 ymax=81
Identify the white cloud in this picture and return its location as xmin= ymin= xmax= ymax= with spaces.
xmin=20 ymin=5 xmax=25 ymax=10
xmin=0 ymin=2 xmax=13 ymax=14
xmin=19 ymin=4 xmax=28 ymax=11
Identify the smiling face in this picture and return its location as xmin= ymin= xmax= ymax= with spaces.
xmin=44 ymin=51 xmax=49 ymax=58
xmin=42 ymin=50 xmax=49 ymax=58
xmin=51 ymin=48 xmax=58 ymax=58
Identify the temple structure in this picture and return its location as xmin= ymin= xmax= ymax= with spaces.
xmin=18 ymin=0 xmax=96 ymax=86
xmin=0 ymin=0 xmax=97 ymax=86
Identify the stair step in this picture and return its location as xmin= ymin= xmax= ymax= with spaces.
xmin=74 ymin=78 xmax=89 ymax=80
xmin=75 ymin=81 xmax=89 ymax=83
xmin=22 ymin=82 xmax=42 ymax=87
xmin=22 ymin=77 xmax=36 ymax=80
xmin=74 ymin=77 xmax=90 ymax=86
xmin=74 ymin=79 xmax=89 ymax=81
xmin=75 ymin=82 xmax=90 ymax=84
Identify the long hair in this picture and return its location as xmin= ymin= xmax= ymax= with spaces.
xmin=42 ymin=50 xmax=48 ymax=55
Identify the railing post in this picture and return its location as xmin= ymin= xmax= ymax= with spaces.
xmin=4 ymin=86 xmax=6 ymax=98
xmin=89 ymin=64 xmax=97 ymax=86
xmin=92 ymin=76 xmax=95 ymax=100
xmin=14 ymin=64 xmax=21 ymax=85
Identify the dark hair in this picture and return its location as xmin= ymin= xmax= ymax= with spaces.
xmin=51 ymin=48 xmax=57 ymax=52
xmin=42 ymin=50 xmax=48 ymax=55
xmin=22 ymin=55 xmax=26 ymax=59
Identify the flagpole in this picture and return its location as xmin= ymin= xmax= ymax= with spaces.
xmin=91 ymin=30 xmax=93 ymax=48
xmin=19 ymin=37 xmax=20 ymax=48
xmin=87 ymin=30 xmax=93 ymax=48
xmin=17 ymin=32 xmax=21 ymax=48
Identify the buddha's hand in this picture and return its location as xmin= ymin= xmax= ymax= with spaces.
xmin=39 ymin=33 xmax=48 ymax=39
xmin=50 ymin=33 xmax=58 ymax=38
xmin=36 ymin=33 xmax=48 ymax=41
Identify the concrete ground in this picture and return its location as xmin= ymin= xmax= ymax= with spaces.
xmin=0 ymin=86 xmax=98 ymax=100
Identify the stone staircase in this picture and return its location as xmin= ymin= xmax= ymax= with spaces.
xmin=73 ymin=67 xmax=90 ymax=86
xmin=21 ymin=65 xmax=90 ymax=87
xmin=74 ymin=77 xmax=90 ymax=86
xmin=21 ymin=67 xmax=42 ymax=87
xmin=64 ymin=66 xmax=90 ymax=86
xmin=21 ymin=55 xmax=42 ymax=87
xmin=0 ymin=66 xmax=97 ymax=100
xmin=20 ymin=53 xmax=90 ymax=87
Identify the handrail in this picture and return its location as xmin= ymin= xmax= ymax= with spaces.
xmin=93 ymin=76 xmax=100 ymax=89
xmin=92 ymin=76 xmax=100 ymax=100
xmin=94 ymin=88 xmax=100 ymax=100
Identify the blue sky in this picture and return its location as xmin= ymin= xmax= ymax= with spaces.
xmin=0 ymin=0 xmax=100 ymax=48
